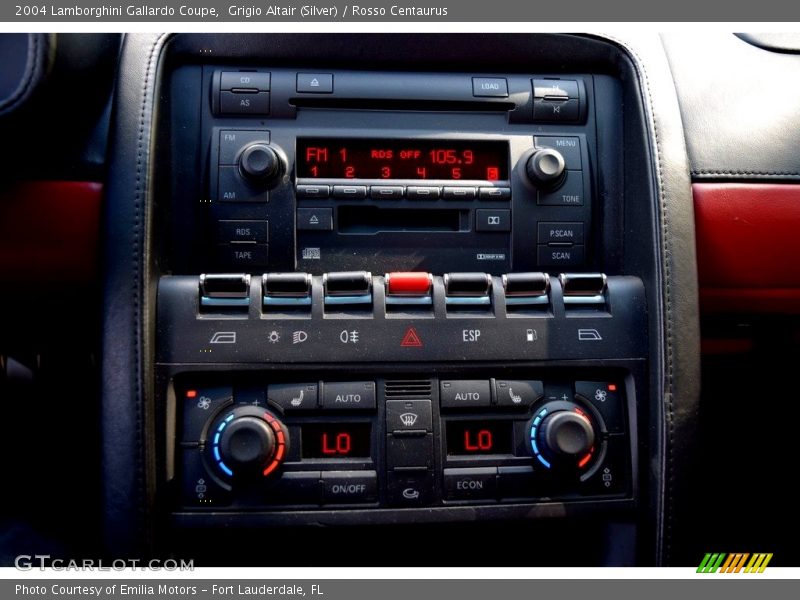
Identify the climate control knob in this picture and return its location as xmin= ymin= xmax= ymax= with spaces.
xmin=540 ymin=410 xmax=595 ymax=457
xmin=525 ymin=148 xmax=566 ymax=189
xmin=238 ymin=143 xmax=280 ymax=181
xmin=528 ymin=401 xmax=598 ymax=471
xmin=209 ymin=406 xmax=288 ymax=479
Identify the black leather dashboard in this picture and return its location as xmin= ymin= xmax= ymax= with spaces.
xmin=663 ymin=32 xmax=800 ymax=181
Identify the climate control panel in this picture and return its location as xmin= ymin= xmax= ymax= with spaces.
xmin=177 ymin=376 xmax=630 ymax=510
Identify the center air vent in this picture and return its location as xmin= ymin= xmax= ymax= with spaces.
xmin=384 ymin=379 xmax=432 ymax=400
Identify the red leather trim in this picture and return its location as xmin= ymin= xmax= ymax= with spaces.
xmin=700 ymin=337 xmax=754 ymax=355
xmin=694 ymin=183 xmax=800 ymax=314
xmin=0 ymin=181 xmax=102 ymax=284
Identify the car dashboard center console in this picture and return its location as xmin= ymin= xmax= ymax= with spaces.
xmin=100 ymin=33 xmax=700 ymax=566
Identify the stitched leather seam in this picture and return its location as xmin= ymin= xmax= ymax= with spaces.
xmin=133 ymin=31 xmax=170 ymax=547
xmin=693 ymin=170 xmax=800 ymax=177
xmin=601 ymin=33 xmax=676 ymax=565
xmin=639 ymin=48 xmax=677 ymax=568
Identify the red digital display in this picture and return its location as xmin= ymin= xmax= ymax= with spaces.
xmin=446 ymin=421 xmax=512 ymax=455
xmin=302 ymin=423 xmax=371 ymax=458
xmin=297 ymin=138 xmax=509 ymax=181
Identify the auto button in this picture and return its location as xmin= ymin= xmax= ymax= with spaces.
xmin=322 ymin=381 xmax=377 ymax=410
xmin=440 ymin=380 xmax=492 ymax=409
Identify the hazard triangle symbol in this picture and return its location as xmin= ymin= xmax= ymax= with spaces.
xmin=400 ymin=327 xmax=423 ymax=348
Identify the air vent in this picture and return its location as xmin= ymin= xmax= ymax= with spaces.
xmin=384 ymin=379 xmax=432 ymax=400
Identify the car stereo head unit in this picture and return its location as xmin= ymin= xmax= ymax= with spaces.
xmin=296 ymin=138 xmax=510 ymax=181
xmin=203 ymin=68 xmax=594 ymax=275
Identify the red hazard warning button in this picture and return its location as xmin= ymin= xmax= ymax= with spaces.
xmin=400 ymin=327 xmax=423 ymax=348
xmin=386 ymin=272 xmax=432 ymax=296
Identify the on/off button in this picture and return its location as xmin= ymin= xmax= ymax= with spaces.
xmin=322 ymin=471 xmax=378 ymax=504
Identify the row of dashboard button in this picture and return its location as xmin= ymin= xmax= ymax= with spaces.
xmin=440 ymin=379 xmax=624 ymax=433
xmin=200 ymin=271 xmax=606 ymax=314
xmin=296 ymin=184 xmax=511 ymax=201
xmin=182 ymin=454 xmax=378 ymax=507
xmin=184 ymin=455 xmax=625 ymax=508
xmin=181 ymin=382 xmax=376 ymax=444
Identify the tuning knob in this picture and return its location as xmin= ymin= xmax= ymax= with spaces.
xmin=528 ymin=401 xmax=597 ymax=471
xmin=209 ymin=406 xmax=288 ymax=479
xmin=525 ymin=148 xmax=566 ymax=189
xmin=238 ymin=143 xmax=280 ymax=181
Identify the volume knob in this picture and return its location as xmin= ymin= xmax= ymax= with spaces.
xmin=525 ymin=148 xmax=566 ymax=189
xmin=239 ymin=143 xmax=280 ymax=181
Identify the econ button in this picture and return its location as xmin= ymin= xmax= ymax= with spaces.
xmin=444 ymin=467 xmax=498 ymax=500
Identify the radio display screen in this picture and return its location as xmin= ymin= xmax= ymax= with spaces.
xmin=297 ymin=138 xmax=509 ymax=180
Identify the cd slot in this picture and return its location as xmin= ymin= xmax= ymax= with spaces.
xmin=291 ymin=98 xmax=515 ymax=112
xmin=338 ymin=206 xmax=468 ymax=234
